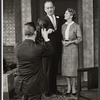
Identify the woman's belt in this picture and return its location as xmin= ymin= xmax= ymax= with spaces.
xmin=64 ymin=40 xmax=69 ymax=41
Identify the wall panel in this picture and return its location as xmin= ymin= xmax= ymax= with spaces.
xmin=3 ymin=0 xmax=15 ymax=45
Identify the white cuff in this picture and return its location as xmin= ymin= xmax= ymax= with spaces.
xmin=45 ymin=39 xmax=50 ymax=42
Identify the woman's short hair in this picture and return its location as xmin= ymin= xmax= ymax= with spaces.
xmin=67 ymin=8 xmax=76 ymax=20
xmin=24 ymin=22 xmax=36 ymax=36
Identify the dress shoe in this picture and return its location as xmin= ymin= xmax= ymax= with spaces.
xmin=65 ymin=89 xmax=71 ymax=95
xmin=53 ymin=91 xmax=63 ymax=95
xmin=44 ymin=92 xmax=52 ymax=97
xmin=72 ymin=92 xmax=77 ymax=95
xmin=65 ymin=92 xmax=71 ymax=95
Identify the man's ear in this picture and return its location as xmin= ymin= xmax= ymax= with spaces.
xmin=44 ymin=8 xmax=46 ymax=13
xmin=34 ymin=31 xmax=37 ymax=35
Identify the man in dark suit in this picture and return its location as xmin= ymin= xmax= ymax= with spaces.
xmin=43 ymin=0 xmax=63 ymax=96
xmin=14 ymin=22 xmax=54 ymax=100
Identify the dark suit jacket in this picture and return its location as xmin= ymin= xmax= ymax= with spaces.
xmin=44 ymin=15 xmax=63 ymax=51
xmin=14 ymin=39 xmax=54 ymax=95
xmin=42 ymin=15 xmax=63 ymax=92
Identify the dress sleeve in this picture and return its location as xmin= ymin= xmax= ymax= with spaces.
xmin=61 ymin=24 xmax=66 ymax=41
xmin=74 ymin=25 xmax=82 ymax=44
xmin=40 ymin=41 xmax=55 ymax=57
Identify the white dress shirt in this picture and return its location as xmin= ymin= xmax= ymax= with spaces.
xmin=47 ymin=14 xmax=57 ymax=30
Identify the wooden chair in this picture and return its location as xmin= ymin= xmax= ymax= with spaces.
xmin=77 ymin=67 xmax=98 ymax=100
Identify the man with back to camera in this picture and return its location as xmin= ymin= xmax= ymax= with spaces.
xmin=42 ymin=0 xmax=63 ymax=96
xmin=14 ymin=22 xmax=54 ymax=100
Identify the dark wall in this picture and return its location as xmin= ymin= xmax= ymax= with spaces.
xmin=53 ymin=0 xmax=78 ymax=23
xmin=31 ymin=0 xmax=77 ymax=24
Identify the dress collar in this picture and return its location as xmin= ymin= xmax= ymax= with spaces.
xmin=65 ymin=21 xmax=74 ymax=26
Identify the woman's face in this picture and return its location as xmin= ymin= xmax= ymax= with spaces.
xmin=64 ymin=10 xmax=72 ymax=20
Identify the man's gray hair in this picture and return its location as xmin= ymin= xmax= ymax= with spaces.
xmin=44 ymin=0 xmax=54 ymax=7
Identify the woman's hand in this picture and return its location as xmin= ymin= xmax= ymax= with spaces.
xmin=65 ymin=41 xmax=72 ymax=46
xmin=62 ymin=41 xmax=73 ymax=46
xmin=41 ymin=28 xmax=50 ymax=42
xmin=62 ymin=41 xmax=67 ymax=46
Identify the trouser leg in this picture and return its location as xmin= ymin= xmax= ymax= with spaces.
xmin=22 ymin=95 xmax=28 ymax=100
xmin=49 ymin=54 xmax=58 ymax=92
xmin=28 ymin=94 xmax=41 ymax=100
xmin=22 ymin=94 xmax=41 ymax=100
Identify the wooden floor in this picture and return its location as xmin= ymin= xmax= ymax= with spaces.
xmin=10 ymin=94 xmax=87 ymax=100
xmin=8 ymin=75 xmax=88 ymax=100
xmin=10 ymin=87 xmax=87 ymax=100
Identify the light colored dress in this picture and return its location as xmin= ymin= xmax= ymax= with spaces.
xmin=61 ymin=22 xmax=82 ymax=77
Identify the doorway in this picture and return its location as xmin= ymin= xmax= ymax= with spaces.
xmin=31 ymin=0 xmax=78 ymax=73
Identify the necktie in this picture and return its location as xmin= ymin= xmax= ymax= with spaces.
xmin=51 ymin=15 xmax=57 ymax=30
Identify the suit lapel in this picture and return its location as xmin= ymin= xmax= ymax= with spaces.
xmin=45 ymin=15 xmax=59 ymax=30
xmin=55 ymin=16 xmax=58 ymax=28
xmin=45 ymin=15 xmax=54 ymax=29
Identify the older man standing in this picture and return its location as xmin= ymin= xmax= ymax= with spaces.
xmin=42 ymin=0 xmax=63 ymax=96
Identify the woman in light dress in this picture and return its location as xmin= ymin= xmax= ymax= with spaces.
xmin=61 ymin=8 xmax=82 ymax=95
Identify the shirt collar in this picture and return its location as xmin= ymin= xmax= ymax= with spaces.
xmin=47 ymin=14 xmax=55 ymax=18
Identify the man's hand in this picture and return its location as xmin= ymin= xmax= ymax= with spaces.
xmin=47 ymin=28 xmax=54 ymax=34
xmin=41 ymin=28 xmax=50 ymax=42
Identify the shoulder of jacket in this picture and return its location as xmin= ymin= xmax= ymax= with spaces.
xmin=73 ymin=22 xmax=79 ymax=26
xmin=62 ymin=23 xmax=66 ymax=27
xmin=70 ymin=22 xmax=79 ymax=28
